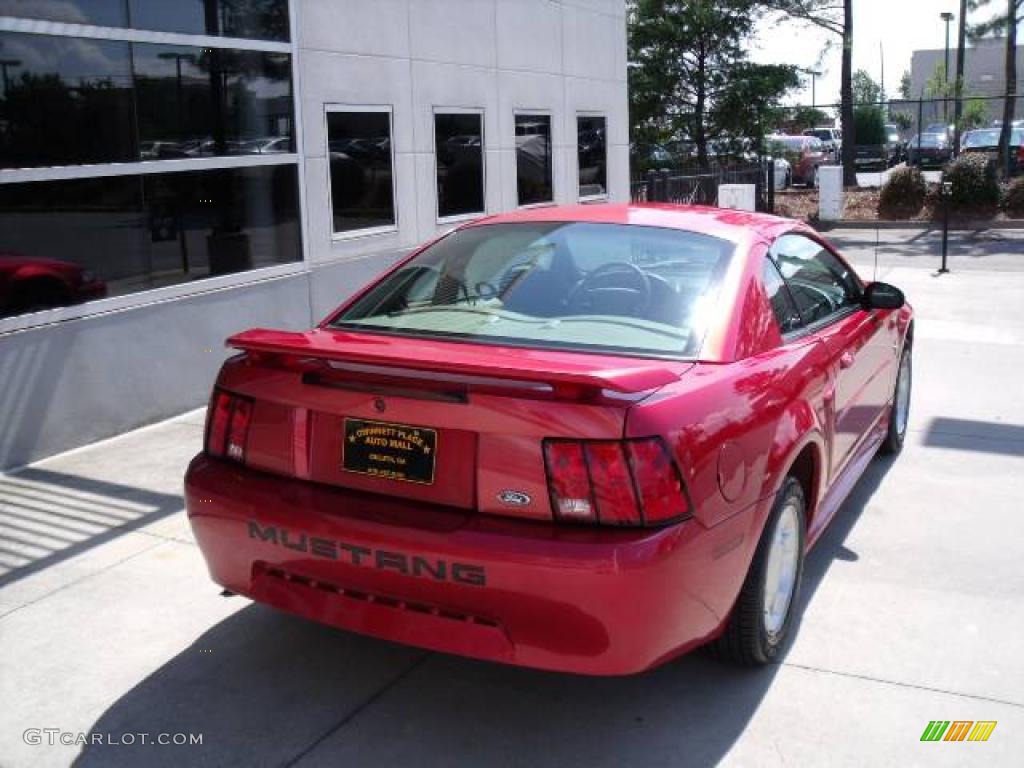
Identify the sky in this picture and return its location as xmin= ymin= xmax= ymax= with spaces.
xmin=748 ymin=0 xmax=996 ymax=108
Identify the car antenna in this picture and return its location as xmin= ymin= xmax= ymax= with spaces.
xmin=873 ymin=225 xmax=880 ymax=282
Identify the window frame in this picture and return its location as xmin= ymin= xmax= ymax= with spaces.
xmin=431 ymin=106 xmax=486 ymax=225
xmin=513 ymin=109 xmax=555 ymax=209
xmin=575 ymin=112 xmax=608 ymax=203
xmin=324 ymin=103 xmax=399 ymax=242
xmin=768 ymin=232 xmax=865 ymax=338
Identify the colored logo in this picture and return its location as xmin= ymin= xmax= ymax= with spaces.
xmin=921 ymin=721 xmax=997 ymax=742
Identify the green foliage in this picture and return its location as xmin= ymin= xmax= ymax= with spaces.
xmin=853 ymin=106 xmax=885 ymax=145
xmin=879 ymin=165 xmax=926 ymax=217
xmin=1003 ymin=176 xmax=1024 ymax=215
xmin=852 ymin=69 xmax=883 ymax=105
xmin=945 ymin=153 xmax=1000 ymax=206
xmin=960 ymin=98 xmax=989 ymax=130
xmin=628 ymin=0 xmax=799 ymax=165
xmin=789 ymin=106 xmax=831 ymax=131
xmin=891 ymin=112 xmax=914 ymax=132
xmin=925 ymin=63 xmax=957 ymax=100
xmin=898 ymin=70 xmax=912 ymax=100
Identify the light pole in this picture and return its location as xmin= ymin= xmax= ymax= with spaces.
xmin=941 ymin=11 xmax=954 ymax=123
xmin=0 ymin=58 xmax=21 ymax=98
xmin=808 ymin=69 xmax=821 ymax=109
xmin=157 ymin=52 xmax=196 ymax=139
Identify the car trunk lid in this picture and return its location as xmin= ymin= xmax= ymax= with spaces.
xmin=217 ymin=328 xmax=692 ymax=520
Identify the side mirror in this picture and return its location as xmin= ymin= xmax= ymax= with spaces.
xmin=863 ymin=281 xmax=905 ymax=310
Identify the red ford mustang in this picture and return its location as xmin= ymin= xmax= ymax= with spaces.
xmin=185 ymin=204 xmax=913 ymax=675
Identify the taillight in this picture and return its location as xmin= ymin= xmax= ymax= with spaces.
xmin=1016 ymin=145 xmax=1024 ymax=164
xmin=205 ymin=388 xmax=254 ymax=463
xmin=543 ymin=437 xmax=690 ymax=527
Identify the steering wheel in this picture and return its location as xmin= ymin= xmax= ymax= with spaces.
xmin=566 ymin=262 xmax=652 ymax=314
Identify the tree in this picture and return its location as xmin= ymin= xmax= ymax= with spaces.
xmin=789 ymin=106 xmax=831 ymax=131
xmin=762 ymin=0 xmax=857 ymax=185
xmin=628 ymin=0 xmax=798 ymax=170
xmin=898 ymin=70 xmax=912 ymax=100
xmin=852 ymin=69 xmax=883 ymax=105
xmin=969 ymin=0 xmax=1023 ymax=176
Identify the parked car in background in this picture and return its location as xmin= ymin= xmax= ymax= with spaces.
xmin=768 ymin=135 xmax=829 ymax=187
xmin=960 ymin=128 xmax=1024 ymax=175
xmin=906 ymin=133 xmax=953 ymax=169
xmin=0 ymin=254 xmax=107 ymax=317
xmin=186 ymin=203 xmax=914 ymax=673
xmin=803 ymin=127 xmax=841 ymax=161
xmin=924 ymin=123 xmax=955 ymax=143
xmin=854 ymin=144 xmax=888 ymax=172
xmin=773 ymin=156 xmax=792 ymax=189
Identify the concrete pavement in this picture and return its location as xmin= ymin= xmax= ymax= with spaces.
xmin=2 ymin=230 xmax=1024 ymax=767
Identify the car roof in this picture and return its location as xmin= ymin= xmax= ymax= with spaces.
xmin=462 ymin=203 xmax=796 ymax=244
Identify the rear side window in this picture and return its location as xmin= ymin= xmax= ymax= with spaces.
xmin=333 ymin=222 xmax=735 ymax=358
xmin=769 ymin=234 xmax=862 ymax=326
xmin=762 ymin=258 xmax=803 ymax=335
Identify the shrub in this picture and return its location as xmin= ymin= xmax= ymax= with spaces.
xmin=1003 ymin=176 xmax=1024 ymax=216
xmin=852 ymin=106 xmax=886 ymax=145
xmin=879 ymin=165 xmax=926 ymax=217
xmin=945 ymin=153 xmax=999 ymax=207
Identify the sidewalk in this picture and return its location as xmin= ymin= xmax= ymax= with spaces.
xmin=2 ymin=237 xmax=1023 ymax=766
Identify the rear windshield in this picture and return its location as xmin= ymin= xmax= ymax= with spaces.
xmin=915 ymin=133 xmax=945 ymax=147
xmin=332 ymin=222 xmax=735 ymax=358
xmin=963 ymin=129 xmax=1023 ymax=148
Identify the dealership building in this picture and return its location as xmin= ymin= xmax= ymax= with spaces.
xmin=0 ymin=0 xmax=629 ymax=469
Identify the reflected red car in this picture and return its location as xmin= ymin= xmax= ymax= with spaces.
xmin=186 ymin=204 xmax=913 ymax=675
xmin=0 ymin=254 xmax=107 ymax=317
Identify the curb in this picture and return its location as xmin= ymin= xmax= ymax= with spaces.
xmin=812 ymin=219 xmax=1024 ymax=231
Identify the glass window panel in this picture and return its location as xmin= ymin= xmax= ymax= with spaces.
xmin=762 ymin=257 xmax=802 ymax=335
xmin=133 ymin=45 xmax=293 ymax=160
xmin=434 ymin=112 xmax=483 ymax=219
xmin=769 ymin=234 xmax=862 ymax=326
xmin=577 ymin=115 xmax=606 ymax=198
xmin=0 ymin=164 xmax=300 ymax=317
xmin=326 ymin=109 xmax=395 ymax=234
xmin=515 ymin=114 xmax=552 ymax=206
xmin=128 ymin=0 xmax=289 ymax=41
xmin=0 ymin=32 xmax=136 ymax=169
xmin=0 ymin=0 xmax=128 ymax=27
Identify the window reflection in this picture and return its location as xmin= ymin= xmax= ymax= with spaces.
xmin=0 ymin=33 xmax=293 ymax=169
xmin=133 ymin=45 xmax=293 ymax=159
xmin=0 ymin=165 xmax=301 ymax=317
xmin=577 ymin=115 xmax=607 ymax=198
xmin=434 ymin=112 xmax=484 ymax=219
xmin=515 ymin=114 xmax=552 ymax=206
xmin=129 ymin=0 xmax=290 ymax=42
xmin=0 ymin=0 xmax=128 ymax=27
xmin=327 ymin=110 xmax=395 ymax=234
xmin=0 ymin=0 xmax=290 ymax=42
xmin=0 ymin=33 xmax=136 ymax=168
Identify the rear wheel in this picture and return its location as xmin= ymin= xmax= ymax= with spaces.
xmin=880 ymin=342 xmax=912 ymax=455
xmin=710 ymin=477 xmax=806 ymax=665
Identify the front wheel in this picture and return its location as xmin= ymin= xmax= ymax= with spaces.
xmin=710 ymin=477 xmax=807 ymax=665
xmin=880 ymin=343 xmax=912 ymax=455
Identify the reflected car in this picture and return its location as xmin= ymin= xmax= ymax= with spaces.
xmin=906 ymin=133 xmax=953 ymax=168
xmin=0 ymin=254 xmax=107 ymax=317
xmin=186 ymin=204 xmax=914 ymax=675
xmin=960 ymin=128 xmax=1024 ymax=175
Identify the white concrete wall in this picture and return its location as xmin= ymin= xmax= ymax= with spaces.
xmin=296 ymin=0 xmax=629 ymax=268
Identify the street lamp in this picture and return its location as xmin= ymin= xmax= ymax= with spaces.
xmin=941 ymin=11 xmax=954 ymax=122
xmin=807 ymin=69 xmax=822 ymax=109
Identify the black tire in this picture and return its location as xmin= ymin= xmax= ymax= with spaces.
xmin=710 ymin=477 xmax=807 ymax=666
xmin=880 ymin=342 xmax=912 ymax=455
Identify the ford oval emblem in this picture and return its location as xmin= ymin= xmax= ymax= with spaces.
xmin=498 ymin=490 xmax=531 ymax=506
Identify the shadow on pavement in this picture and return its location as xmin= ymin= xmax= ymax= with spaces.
xmin=73 ymin=457 xmax=895 ymax=768
xmin=923 ymin=417 xmax=1024 ymax=456
xmin=0 ymin=468 xmax=182 ymax=587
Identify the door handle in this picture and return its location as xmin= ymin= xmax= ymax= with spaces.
xmin=839 ymin=351 xmax=856 ymax=369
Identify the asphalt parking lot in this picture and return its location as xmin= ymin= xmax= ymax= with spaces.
xmin=2 ymin=227 xmax=1023 ymax=767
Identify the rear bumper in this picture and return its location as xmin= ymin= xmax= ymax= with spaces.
xmin=185 ymin=455 xmax=748 ymax=675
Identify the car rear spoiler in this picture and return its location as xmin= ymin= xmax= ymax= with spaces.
xmin=227 ymin=328 xmax=686 ymax=395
